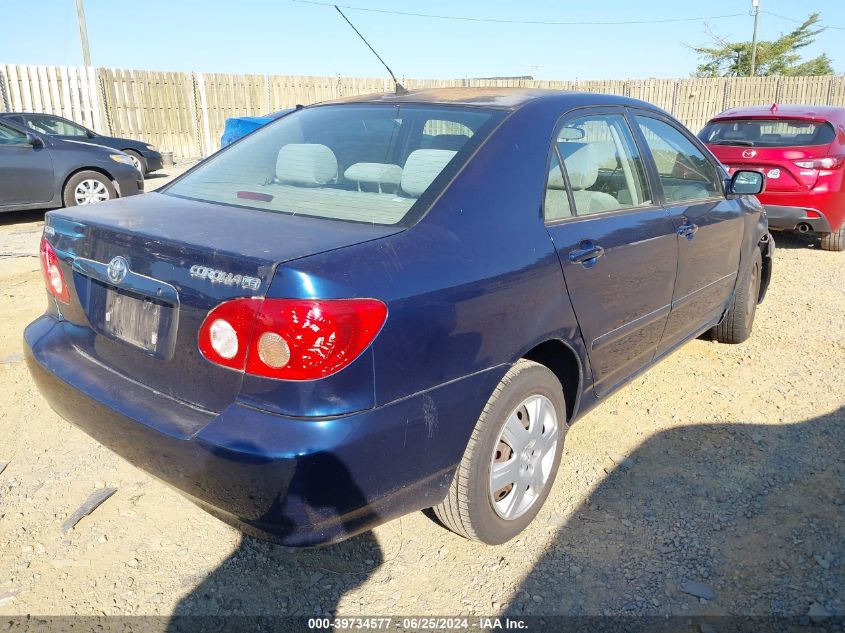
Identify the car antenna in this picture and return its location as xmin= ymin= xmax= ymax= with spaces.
xmin=333 ymin=5 xmax=408 ymax=95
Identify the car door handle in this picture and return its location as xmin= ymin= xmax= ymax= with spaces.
xmin=677 ymin=222 xmax=699 ymax=240
xmin=568 ymin=242 xmax=605 ymax=266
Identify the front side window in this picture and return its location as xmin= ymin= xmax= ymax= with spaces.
xmin=26 ymin=115 xmax=88 ymax=137
xmin=552 ymin=113 xmax=651 ymax=217
xmin=699 ymin=118 xmax=836 ymax=148
xmin=636 ymin=116 xmax=722 ymax=203
xmin=165 ymin=104 xmax=505 ymax=226
xmin=0 ymin=122 xmax=27 ymax=145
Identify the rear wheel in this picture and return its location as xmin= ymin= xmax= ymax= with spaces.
xmin=712 ymin=247 xmax=762 ymax=344
xmin=123 ymin=150 xmax=146 ymax=175
xmin=432 ymin=359 xmax=567 ymax=544
xmin=62 ymin=171 xmax=116 ymax=207
xmin=819 ymin=225 xmax=845 ymax=252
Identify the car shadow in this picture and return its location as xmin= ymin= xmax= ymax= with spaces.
xmin=0 ymin=209 xmax=45 ymax=227
xmin=167 ymin=450 xmax=384 ymax=629
xmin=505 ymin=406 xmax=845 ymax=625
xmin=772 ymin=231 xmax=821 ymax=251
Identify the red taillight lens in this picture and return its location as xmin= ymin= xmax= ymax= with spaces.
xmin=198 ymin=298 xmax=387 ymax=380
xmin=794 ymin=156 xmax=845 ymax=170
xmin=197 ymin=297 xmax=262 ymax=370
xmin=40 ymin=237 xmax=70 ymax=304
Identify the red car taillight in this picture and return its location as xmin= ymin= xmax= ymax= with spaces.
xmin=794 ymin=156 xmax=845 ymax=170
xmin=198 ymin=297 xmax=387 ymax=380
xmin=40 ymin=237 xmax=70 ymax=304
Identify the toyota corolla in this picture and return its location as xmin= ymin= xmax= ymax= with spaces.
xmin=24 ymin=89 xmax=773 ymax=546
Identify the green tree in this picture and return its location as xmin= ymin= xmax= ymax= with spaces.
xmin=693 ymin=13 xmax=833 ymax=77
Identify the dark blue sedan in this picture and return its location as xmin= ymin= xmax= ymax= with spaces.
xmin=24 ymin=89 xmax=773 ymax=546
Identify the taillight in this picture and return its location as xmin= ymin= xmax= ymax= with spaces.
xmin=198 ymin=297 xmax=387 ymax=380
xmin=794 ymin=156 xmax=845 ymax=170
xmin=40 ymin=237 xmax=70 ymax=304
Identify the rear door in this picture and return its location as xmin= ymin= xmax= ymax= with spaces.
xmin=544 ymin=109 xmax=678 ymax=397
xmin=0 ymin=122 xmax=54 ymax=206
xmin=633 ymin=112 xmax=745 ymax=355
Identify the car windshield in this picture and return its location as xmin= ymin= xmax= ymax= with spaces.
xmin=165 ymin=104 xmax=505 ymax=226
xmin=699 ymin=118 xmax=836 ymax=148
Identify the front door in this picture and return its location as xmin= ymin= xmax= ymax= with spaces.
xmin=544 ymin=110 xmax=679 ymax=397
xmin=632 ymin=114 xmax=745 ymax=355
xmin=0 ymin=123 xmax=54 ymax=206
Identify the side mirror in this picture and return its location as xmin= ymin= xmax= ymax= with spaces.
xmin=729 ymin=169 xmax=765 ymax=196
xmin=26 ymin=133 xmax=44 ymax=148
xmin=86 ymin=130 xmax=97 ymax=139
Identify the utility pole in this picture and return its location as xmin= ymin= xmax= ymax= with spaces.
xmin=750 ymin=0 xmax=760 ymax=77
xmin=75 ymin=0 xmax=92 ymax=67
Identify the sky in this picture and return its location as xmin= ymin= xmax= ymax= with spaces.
xmin=1 ymin=0 xmax=843 ymax=80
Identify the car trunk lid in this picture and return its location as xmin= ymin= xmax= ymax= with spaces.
xmin=709 ymin=143 xmax=833 ymax=192
xmin=46 ymin=192 xmax=401 ymax=413
xmin=703 ymin=116 xmax=837 ymax=193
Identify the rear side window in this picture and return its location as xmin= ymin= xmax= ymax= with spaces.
xmin=699 ymin=118 xmax=836 ymax=148
xmin=165 ymin=104 xmax=504 ymax=226
xmin=544 ymin=152 xmax=572 ymax=221
xmin=636 ymin=116 xmax=722 ymax=203
xmin=548 ymin=113 xmax=651 ymax=218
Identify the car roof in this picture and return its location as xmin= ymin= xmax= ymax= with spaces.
xmin=710 ymin=104 xmax=845 ymax=124
xmin=318 ymin=87 xmax=661 ymax=111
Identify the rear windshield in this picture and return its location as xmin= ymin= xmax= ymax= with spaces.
xmin=165 ymin=104 xmax=505 ymax=226
xmin=699 ymin=118 xmax=836 ymax=148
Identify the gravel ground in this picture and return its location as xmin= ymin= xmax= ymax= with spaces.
xmin=0 ymin=179 xmax=843 ymax=625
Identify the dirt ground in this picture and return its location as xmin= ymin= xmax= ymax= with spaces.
xmin=0 ymin=170 xmax=843 ymax=625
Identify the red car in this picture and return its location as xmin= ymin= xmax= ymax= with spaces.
xmin=700 ymin=104 xmax=845 ymax=251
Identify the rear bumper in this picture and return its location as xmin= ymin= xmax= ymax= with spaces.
xmin=759 ymin=189 xmax=844 ymax=233
xmin=24 ymin=315 xmax=498 ymax=546
xmin=763 ymin=204 xmax=832 ymax=233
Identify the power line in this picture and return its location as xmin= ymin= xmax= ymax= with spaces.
xmin=292 ymin=0 xmax=745 ymax=26
xmin=762 ymin=9 xmax=845 ymax=30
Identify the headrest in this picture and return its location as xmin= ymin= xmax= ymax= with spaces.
xmin=276 ymin=143 xmax=338 ymax=186
xmin=743 ymin=123 xmax=761 ymax=140
xmin=547 ymin=166 xmax=566 ymax=190
xmin=429 ymin=134 xmax=469 ymax=151
xmin=344 ymin=162 xmax=403 ymax=188
xmin=563 ymin=144 xmax=599 ymax=191
xmin=401 ymin=149 xmax=456 ymax=197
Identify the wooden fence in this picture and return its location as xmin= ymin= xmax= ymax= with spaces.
xmin=2 ymin=63 xmax=845 ymax=160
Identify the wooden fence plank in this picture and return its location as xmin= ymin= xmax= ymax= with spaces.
xmin=8 ymin=63 xmax=845 ymax=159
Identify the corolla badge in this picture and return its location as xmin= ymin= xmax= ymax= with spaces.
xmin=190 ymin=265 xmax=261 ymax=291
xmin=107 ymin=256 xmax=129 ymax=284
xmin=742 ymin=149 xmax=757 ymax=158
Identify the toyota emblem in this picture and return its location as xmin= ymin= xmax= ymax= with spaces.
xmin=107 ymin=256 xmax=129 ymax=284
xmin=742 ymin=149 xmax=757 ymax=158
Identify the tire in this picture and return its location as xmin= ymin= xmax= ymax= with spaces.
xmin=819 ymin=225 xmax=845 ymax=252
xmin=123 ymin=150 xmax=146 ymax=176
xmin=63 ymin=171 xmax=117 ymax=207
xmin=712 ymin=247 xmax=762 ymax=344
xmin=432 ymin=359 xmax=568 ymax=545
